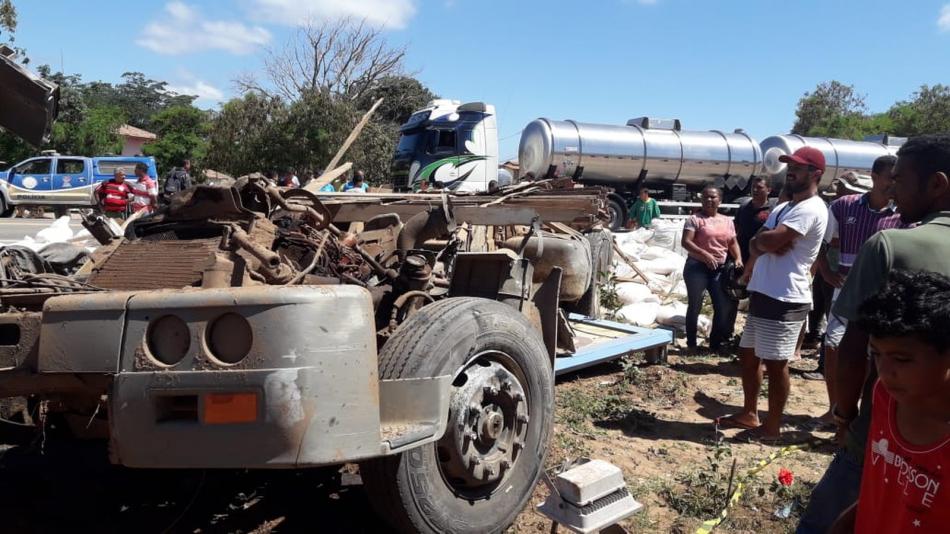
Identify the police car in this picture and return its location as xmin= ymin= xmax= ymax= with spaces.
xmin=0 ymin=152 xmax=158 ymax=216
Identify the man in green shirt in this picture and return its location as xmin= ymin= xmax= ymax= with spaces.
xmin=626 ymin=187 xmax=661 ymax=229
xmin=797 ymin=134 xmax=950 ymax=534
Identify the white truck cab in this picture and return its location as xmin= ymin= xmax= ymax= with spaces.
xmin=392 ymin=100 xmax=510 ymax=192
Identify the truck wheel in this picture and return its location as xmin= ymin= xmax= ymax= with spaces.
xmin=361 ymin=297 xmax=554 ymax=534
xmin=606 ymin=197 xmax=626 ymax=231
xmin=571 ymin=229 xmax=614 ymax=318
xmin=0 ymin=198 xmax=12 ymax=218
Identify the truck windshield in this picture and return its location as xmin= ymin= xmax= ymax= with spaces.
xmin=396 ymin=133 xmax=422 ymax=155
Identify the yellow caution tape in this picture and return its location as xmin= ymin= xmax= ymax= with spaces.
xmin=695 ymin=439 xmax=826 ymax=534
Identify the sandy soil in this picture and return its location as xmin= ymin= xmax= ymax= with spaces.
xmin=512 ymin=337 xmax=837 ymax=533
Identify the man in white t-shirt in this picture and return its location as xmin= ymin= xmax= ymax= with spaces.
xmin=719 ymin=146 xmax=829 ymax=443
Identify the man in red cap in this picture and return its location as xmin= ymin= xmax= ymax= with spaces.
xmin=720 ymin=146 xmax=829 ymax=443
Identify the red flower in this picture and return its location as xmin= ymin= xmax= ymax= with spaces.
xmin=778 ymin=468 xmax=794 ymax=487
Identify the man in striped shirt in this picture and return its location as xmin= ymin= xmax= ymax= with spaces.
xmin=130 ymin=162 xmax=158 ymax=214
xmin=815 ymin=156 xmax=904 ymax=423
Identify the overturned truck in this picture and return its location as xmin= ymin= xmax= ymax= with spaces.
xmin=0 ymin=177 xmax=636 ymax=532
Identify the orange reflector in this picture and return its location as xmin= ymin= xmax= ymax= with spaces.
xmin=203 ymin=392 xmax=258 ymax=424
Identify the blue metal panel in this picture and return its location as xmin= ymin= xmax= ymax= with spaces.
xmin=554 ymin=314 xmax=673 ymax=376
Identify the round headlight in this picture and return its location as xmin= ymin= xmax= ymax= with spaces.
xmin=207 ymin=313 xmax=253 ymax=365
xmin=146 ymin=315 xmax=190 ymax=366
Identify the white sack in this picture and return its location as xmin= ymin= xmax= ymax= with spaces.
xmin=618 ymin=302 xmax=660 ymax=327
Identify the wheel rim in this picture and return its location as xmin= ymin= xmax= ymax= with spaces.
xmin=437 ymin=351 xmax=530 ymax=499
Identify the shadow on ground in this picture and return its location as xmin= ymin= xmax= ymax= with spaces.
xmin=0 ymin=426 xmax=392 ymax=534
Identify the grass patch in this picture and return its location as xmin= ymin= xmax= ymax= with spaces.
xmin=557 ymin=384 xmax=636 ymax=436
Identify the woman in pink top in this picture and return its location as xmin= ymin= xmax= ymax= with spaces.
xmin=680 ymin=186 xmax=743 ymax=352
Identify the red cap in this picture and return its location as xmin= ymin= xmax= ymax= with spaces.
xmin=778 ymin=146 xmax=826 ymax=173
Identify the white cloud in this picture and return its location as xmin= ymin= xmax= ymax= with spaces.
xmin=167 ymin=80 xmax=225 ymax=103
xmin=249 ymin=0 xmax=417 ymax=30
xmin=137 ymin=1 xmax=271 ymax=55
xmin=939 ymin=4 xmax=950 ymax=32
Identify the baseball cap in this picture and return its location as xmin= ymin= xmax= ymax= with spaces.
xmin=778 ymin=146 xmax=826 ymax=173
xmin=833 ymin=172 xmax=873 ymax=194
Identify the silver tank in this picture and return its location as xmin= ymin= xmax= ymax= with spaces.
xmin=760 ymin=134 xmax=902 ymax=189
xmin=518 ymin=118 xmax=763 ymax=191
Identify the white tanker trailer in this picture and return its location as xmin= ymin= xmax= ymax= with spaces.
xmin=519 ymin=118 xmax=904 ymax=228
xmin=391 ymin=100 xmax=904 ymax=229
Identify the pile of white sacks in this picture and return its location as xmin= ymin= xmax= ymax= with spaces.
xmin=610 ymin=218 xmax=712 ymax=336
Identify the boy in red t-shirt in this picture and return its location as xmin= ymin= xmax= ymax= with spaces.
xmin=830 ymin=270 xmax=950 ymax=533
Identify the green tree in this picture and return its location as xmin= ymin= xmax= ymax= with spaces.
xmin=357 ymin=75 xmax=437 ymax=125
xmin=792 ymin=81 xmax=868 ymax=137
xmin=204 ymin=93 xmax=288 ymax=177
xmin=83 ymin=72 xmax=196 ymax=130
xmin=888 ymin=85 xmax=950 ymax=136
xmin=143 ymin=105 xmax=210 ymax=176
xmin=0 ymin=0 xmax=15 ymax=40
xmin=50 ymin=106 xmax=125 ymax=155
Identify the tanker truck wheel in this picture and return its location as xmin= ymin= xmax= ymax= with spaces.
xmin=571 ymin=229 xmax=614 ymax=318
xmin=361 ymin=297 xmax=554 ymax=534
xmin=606 ymin=197 xmax=626 ymax=231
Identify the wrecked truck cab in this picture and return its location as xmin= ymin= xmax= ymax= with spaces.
xmin=0 ymin=177 xmax=676 ymax=534
xmin=39 ymin=285 xmax=452 ymax=468
xmin=1 ymin=178 xmax=593 ymax=533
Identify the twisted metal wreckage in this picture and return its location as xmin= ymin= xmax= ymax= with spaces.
xmin=0 ymin=51 xmax=670 ymax=533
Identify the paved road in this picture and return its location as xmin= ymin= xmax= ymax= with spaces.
xmin=0 ymin=216 xmax=85 ymax=244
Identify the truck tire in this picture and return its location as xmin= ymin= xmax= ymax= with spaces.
xmin=361 ymin=297 xmax=554 ymax=534
xmin=571 ymin=229 xmax=614 ymax=318
xmin=606 ymin=197 xmax=626 ymax=231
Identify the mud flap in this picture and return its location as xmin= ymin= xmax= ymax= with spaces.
xmin=379 ymin=375 xmax=452 ymax=453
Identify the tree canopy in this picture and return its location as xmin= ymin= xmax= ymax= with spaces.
xmin=792 ymin=80 xmax=950 ymax=140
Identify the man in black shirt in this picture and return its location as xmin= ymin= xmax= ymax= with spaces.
xmin=162 ymin=159 xmax=193 ymax=202
xmin=723 ymin=176 xmax=775 ymax=344
xmin=734 ymin=176 xmax=776 ymax=262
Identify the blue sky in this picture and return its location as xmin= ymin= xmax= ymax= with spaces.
xmin=12 ymin=0 xmax=950 ymax=160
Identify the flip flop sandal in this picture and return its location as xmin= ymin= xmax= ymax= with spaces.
xmin=715 ymin=415 xmax=759 ymax=431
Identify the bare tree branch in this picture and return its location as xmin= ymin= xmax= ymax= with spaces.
xmin=248 ymin=17 xmax=406 ymax=102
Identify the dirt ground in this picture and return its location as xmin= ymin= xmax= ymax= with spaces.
xmin=511 ymin=339 xmax=837 ymax=534
xmin=0 ymin=326 xmax=836 ymax=534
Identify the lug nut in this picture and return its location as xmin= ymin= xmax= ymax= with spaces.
xmin=483 ymin=385 xmax=499 ymax=397
xmin=501 ymin=380 xmax=512 ymax=391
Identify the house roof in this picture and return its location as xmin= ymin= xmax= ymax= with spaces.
xmin=117 ymin=124 xmax=157 ymax=140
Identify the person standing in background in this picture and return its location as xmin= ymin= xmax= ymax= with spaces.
xmin=130 ymin=162 xmax=158 ymax=214
xmin=343 ymin=170 xmax=369 ymax=193
xmin=680 ymin=186 xmax=743 ymax=353
xmin=162 ymin=159 xmax=192 ymax=202
xmin=96 ymin=168 xmax=132 ymax=220
xmin=626 ymin=187 xmax=661 ymax=229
